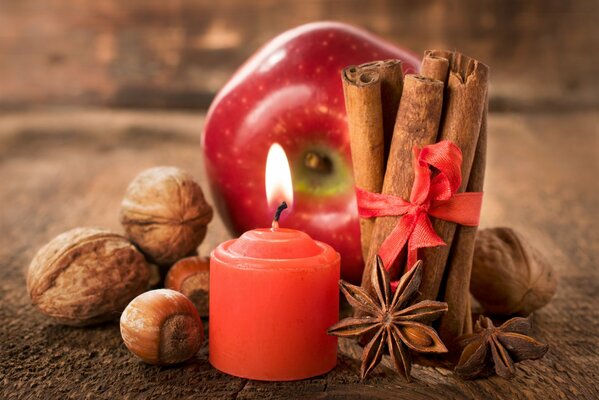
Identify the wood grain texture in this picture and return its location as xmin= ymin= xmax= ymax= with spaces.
xmin=0 ymin=109 xmax=598 ymax=399
xmin=0 ymin=0 xmax=597 ymax=111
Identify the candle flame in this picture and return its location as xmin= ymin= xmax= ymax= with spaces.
xmin=265 ymin=143 xmax=294 ymax=209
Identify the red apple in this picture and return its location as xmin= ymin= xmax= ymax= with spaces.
xmin=202 ymin=22 xmax=420 ymax=283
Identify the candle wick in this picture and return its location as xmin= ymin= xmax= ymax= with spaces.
xmin=272 ymin=201 xmax=288 ymax=227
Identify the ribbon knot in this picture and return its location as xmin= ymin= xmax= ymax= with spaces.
xmin=411 ymin=204 xmax=429 ymax=214
xmin=356 ymin=140 xmax=483 ymax=279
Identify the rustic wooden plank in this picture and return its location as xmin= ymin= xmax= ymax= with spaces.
xmin=0 ymin=0 xmax=597 ymax=111
xmin=0 ymin=109 xmax=597 ymax=399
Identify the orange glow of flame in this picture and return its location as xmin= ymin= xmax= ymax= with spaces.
xmin=265 ymin=143 xmax=294 ymax=209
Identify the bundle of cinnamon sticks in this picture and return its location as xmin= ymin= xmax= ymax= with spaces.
xmin=343 ymin=50 xmax=488 ymax=354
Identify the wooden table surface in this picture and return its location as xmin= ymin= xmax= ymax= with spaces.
xmin=0 ymin=108 xmax=597 ymax=399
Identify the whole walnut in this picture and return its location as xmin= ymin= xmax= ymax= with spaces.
xmin=27 ymin=227 xmax=150 ymax=326
xmin=471 ymin=227 xmax=557 ymax=316
xmin=120 ymin=167 xmax=213 ymax=266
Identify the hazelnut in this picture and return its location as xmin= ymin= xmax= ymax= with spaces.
xmin=120 ymin=289 xmax=203 ymax=365
xmin=471 ymin=227 xmax=558 ymax=316
xmin=27 ymin=227 xmax=150 ymax=326
xmin=120 ymin=166 xmax=213 ymax=266
xmin=165 ymin=256 xmax=210 ymax=317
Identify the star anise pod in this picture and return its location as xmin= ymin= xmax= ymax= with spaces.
xmin=455 ymin=315 xmax=549 ymax=380
xmin=327 ymin=256 xmax=448 ymax=381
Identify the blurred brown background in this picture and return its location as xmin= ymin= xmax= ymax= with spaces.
xmin=1 ymin=0 xmax=597 ymax=111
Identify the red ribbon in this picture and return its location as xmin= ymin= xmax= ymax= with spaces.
xmin=357 ymin=140 xmax=483 ymax=279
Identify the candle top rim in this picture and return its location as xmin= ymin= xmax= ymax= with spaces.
xmin=212 ymin=227 xmax=339 ymax=266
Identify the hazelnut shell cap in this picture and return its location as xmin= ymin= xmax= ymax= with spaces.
xmin=120 ymin=289 xmax=203 ymax=365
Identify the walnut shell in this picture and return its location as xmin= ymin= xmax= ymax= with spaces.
xmin=27 ymin=227 xmax=150 ymax=326
xmin=471 ymin=227 xmax=557 ymax=316
xmin=120 ymin=167 xmax=213 ymax=266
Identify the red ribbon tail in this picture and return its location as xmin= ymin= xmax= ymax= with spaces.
xmin=405 ymin=213 xmax=446 ymax=270
xmin=429 ymin=192 xmax=484 ymax=226
xmin=377 ymin=213 xmax=417 ymax=271
xmin=406 ymin=250 xmax=418 ymax=272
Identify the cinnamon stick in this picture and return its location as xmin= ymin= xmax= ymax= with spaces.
xmin=439 ymin=97 xmax=488 ymax=345
xmin=361 ymin=75 xmax=444 ymax=291
xmin=420 ymin=55 xmax=449 ymax=84
xmin=358 ymin=60 xmax=404 ymax=162
xmin=463 ymin=296 xmax=473 ymax=334
xmin=418 ymin=53 xmax=489 ymax=303
xmin=342 ymin=66 xmax=385 ymax=260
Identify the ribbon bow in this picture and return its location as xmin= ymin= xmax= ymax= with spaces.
xmin=357 ymin=140 xmax=483 ymax=276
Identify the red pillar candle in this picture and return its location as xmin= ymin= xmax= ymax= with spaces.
xmin=208 ymin=144 xmax=340 ymax=381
